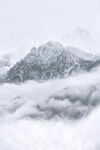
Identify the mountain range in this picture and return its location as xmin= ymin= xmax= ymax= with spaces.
xmin=0 ymin=41 xmax=100 ymax=83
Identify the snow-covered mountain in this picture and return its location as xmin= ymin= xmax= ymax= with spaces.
xmin=5 ymin=42 xmax=83 ymax=83
xmin=1 ymin=41 xmax=100 ymax=83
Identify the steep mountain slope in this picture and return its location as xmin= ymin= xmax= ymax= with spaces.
xmin=5 ymin=42 xmax=83 ymax=83
xmin=65 ymin=46 xmax=100 ymax=71
xmin=66 ymin=46 xmax=94 ymax=60
xmin=2 ymin=41 xmax=99 ymax=83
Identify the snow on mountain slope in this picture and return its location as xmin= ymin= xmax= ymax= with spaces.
xmin=66 ymin=46 xmax=94 ymax=61
xmin=5 ymin=42 xmax=83 ymax=83
xmin=1 ymin=41 xmax=99 ymax=84
xmin=24 ymin=41 xmax=64 ymax=64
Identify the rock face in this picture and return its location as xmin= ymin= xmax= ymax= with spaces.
xmin=5 ymin=42 xmax=83 ymax=83
xmin=2 ymin=41 xmax=100 ymax=83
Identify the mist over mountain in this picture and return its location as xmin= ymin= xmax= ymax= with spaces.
xmin=0 ymin=0 xmax=100 ymax=149
xmin=0 ymin=41 xmax=100 ymax=149
xmin=1 ymin=41 xmax=99 ymax=84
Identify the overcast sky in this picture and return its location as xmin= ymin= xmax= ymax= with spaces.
xmin=0 ymin=0 xmax=100 ymax=56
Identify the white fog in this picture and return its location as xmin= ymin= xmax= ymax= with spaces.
xmin=0 ymin=0 xmax=100 ymax=150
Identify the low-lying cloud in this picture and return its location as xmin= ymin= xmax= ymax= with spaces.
xmin=0 ymin=69 xmax=100 ymax=120
xmin=0 ymin=69 xmax=100 ymax=149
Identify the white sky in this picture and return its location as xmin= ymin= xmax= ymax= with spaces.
xmin=0 ymin=0 xmax=100 ymax=55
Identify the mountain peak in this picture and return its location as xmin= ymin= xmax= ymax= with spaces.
xmin=37 ymin=41 xmax=64 ymax=58
xmin=41 ymin=41 xmax=63 ymax=48
xmin=2 ymin=41 xmax=97 ymax=83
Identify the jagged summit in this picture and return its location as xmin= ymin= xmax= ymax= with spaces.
xmin=24 ymin=41 xmax=64 ymax=64
xmin=5 ymin=41 xmax=82 ymax=83
xmin=1 ymin=41 xmax=99 ymax=83
xmin=38 ymin=41 xmax=63 ymax=50
xmin=38 ymin=41 xmax=64 ymax=60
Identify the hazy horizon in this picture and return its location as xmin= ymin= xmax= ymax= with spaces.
xmin=0 ymin=0 xmax=100 ymax=56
